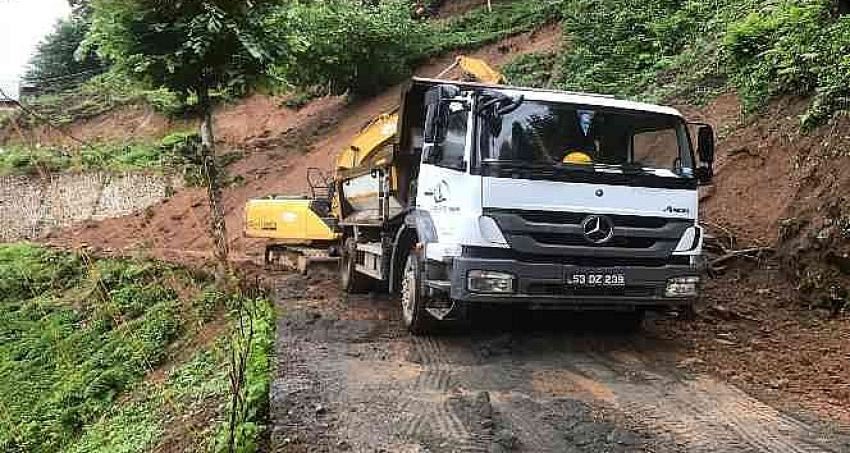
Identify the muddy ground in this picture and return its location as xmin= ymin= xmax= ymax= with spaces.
xmin=267 ymin=269 xmax=850 ymax=453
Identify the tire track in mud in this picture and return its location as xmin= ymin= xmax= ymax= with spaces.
xmin=569 ymin=349 xmax=841 ymax=453
xmin=270 ymin=277 xmax=850 ymax=452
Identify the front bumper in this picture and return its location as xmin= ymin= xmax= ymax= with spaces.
xmin=448 ymin=256 xmax=697 ymax=310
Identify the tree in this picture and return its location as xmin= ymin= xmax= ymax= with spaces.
xmin=84 ymin=0 xmax=280 ymax=277
xmin=270 ymin=0 xmax=425 ymax=96
xmin=24 ymin=17 xmax=106 ymax=92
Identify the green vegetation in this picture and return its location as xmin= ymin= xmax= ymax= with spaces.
xmin=0 ymin=131 xmax=199 ymax=176
xmin=269 ymin=0 xmax=561 ymax=96
xmin=424 ymin=0 xmax=561 ymax=55
xmin=270 ymin=0 xmax=426 ymax=96
xmin=0 ymin=72 xmax=184 ymax=131
xmin=213 ymin=298 xmax=275 ymax=452
xmin=503 ymin=51 xmax=559 ymax=88
xmin=0 ymin=244 xmax=275 ymax=452
xmin=724 ymin=1 xmax=850 ymax=127
xmin=13 ymin=0 xmax=849 ymax=129
xmin=499 ymin=0 xmax=850 ymax=126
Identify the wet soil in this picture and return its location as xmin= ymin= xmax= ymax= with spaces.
xmin=268 ymin=272 xmax=850 ymax=452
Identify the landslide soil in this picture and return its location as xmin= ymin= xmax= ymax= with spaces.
xmin=41 ymin=24 xmax=561 ymax=265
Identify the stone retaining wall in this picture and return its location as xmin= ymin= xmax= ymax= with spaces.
xmin=0 ymin=172 xmax=180 ymax=242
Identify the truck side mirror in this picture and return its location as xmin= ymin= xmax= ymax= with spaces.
xmin=697 ymin=125 xmax=715 ymax=165
xmin=695 ymin=124 xmax=715 ymax=185
xmin=422 ymin=84 xmax=459 ymax=163
xmin=695 ymin=166 xmax=713 ymax=184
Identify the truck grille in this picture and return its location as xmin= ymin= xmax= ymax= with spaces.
xmin=484 ymin=208 xmax=692 ymax=260
xmin=463 ymin=247 xmax=691 ymax=268
xmin=529 ymin=233 xmax=657 ymax=249
xmin=514 ymin=211 xmax=669 ymax=229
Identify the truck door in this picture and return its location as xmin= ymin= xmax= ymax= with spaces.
xmin=416 ymin=90 xmax=475 ymax=247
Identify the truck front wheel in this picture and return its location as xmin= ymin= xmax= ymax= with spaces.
xmin=400 ymin=251 xmax=433 ymax=335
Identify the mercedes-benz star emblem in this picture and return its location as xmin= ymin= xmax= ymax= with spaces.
xmin=581 ymin=215 xmax=615 ymax=244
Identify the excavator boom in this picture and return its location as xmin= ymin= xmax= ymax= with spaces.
xmin=244 ymin=56 xmax=505 ymax=270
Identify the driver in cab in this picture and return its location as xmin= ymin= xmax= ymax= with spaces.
xmin=559 ymin=109 xmax=598 ymax=165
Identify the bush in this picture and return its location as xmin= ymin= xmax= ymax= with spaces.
xmin=723 ymin=0 xmax=850 ymax=126
xmin=0 ymin=131 xmax=200 ymax=176
xmin=556 ymin=0 xmax=715 ymax=97
xmin=530 ymin=0 xmax=849 ymax=124
xmin=425 ymin=1 xmax=563 ymax=55
xmin=270 ymin=0 xmax=426 ymax=96
xmin=268 ymin=0 xmax=561 ymax=97
xmin=502 ymin=52 xmax=558 ymax=88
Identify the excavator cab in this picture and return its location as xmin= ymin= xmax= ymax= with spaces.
xmin=244 ymin=167 xmax=341 ymax=272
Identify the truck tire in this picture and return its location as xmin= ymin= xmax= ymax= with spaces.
xmin=400 ymin=251 xmax=434 ymax=335
xmin=340 ymin=238 xmax=372 ymax=293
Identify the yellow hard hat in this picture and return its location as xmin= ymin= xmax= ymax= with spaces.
xmin=563 ymin=151 xmax=593 ymax=165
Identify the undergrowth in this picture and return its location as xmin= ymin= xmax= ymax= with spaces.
xmin=7 ymin=0 xmax=850 ymax=130
xmin=0 ymin=72 xmax=184 ymax=132
xmin=268 ymin=0 xmax=561 ymax=97
xmin=0 ymin=131 xmax=200 ymax=176
xmin=423 ymin=0 xmax=562 ymax=56
xmin=501 ymin=0 xmax=850 ymax=126
xmin=0 ymin=244 xmax=275 ymax=452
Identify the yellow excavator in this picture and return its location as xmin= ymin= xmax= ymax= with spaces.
xmin=244 ymin=56 xmax=504 ymax=273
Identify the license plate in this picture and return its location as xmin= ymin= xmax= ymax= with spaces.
xmin=566 ymin=269 xmax=626 ymax=287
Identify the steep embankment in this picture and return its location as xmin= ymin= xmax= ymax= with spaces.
xmin=0 ymin=243 xmax=274 ymax=452
xmin=41 ymin=24 xmax=561 ymax=264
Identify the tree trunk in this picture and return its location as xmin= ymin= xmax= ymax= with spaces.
xmin=198 ymin=88 xmax=230 ymax=281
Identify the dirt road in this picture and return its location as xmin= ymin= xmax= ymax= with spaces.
xmin=268 ymin=273 xmax=850 ymax=452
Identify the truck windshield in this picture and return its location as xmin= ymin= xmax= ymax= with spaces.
xmin=477 ymin=100 xmax=694 ymax=178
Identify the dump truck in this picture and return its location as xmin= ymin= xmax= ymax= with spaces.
xmin=247 ymin=58 xmax=715 ymax=334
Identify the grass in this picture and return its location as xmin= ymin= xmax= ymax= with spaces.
xmin=0 ymin=131 xmax=200 ymax=177
xmin=0 ymin=243 xmax=275 ymax=452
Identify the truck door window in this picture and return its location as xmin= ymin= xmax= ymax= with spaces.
xmin=435 ymin=108 xmax=468 ymax=170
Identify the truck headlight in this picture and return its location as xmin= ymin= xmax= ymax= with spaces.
xmin=665 ymin=276 xmax=700 ymax=297
xmin=468 ymin=270 xmax=515 ymax=294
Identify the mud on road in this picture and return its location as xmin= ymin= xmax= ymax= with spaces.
xmin=268 ymin=273 xmax=850 ymax=452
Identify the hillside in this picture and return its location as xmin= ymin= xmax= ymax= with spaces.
xmin=1 ymin=0 xmax=849 ymax=450
xmin=36 ymin=24 xmax=561 ymax=264
xmin=0 ymin=243 xmax=273 ymax=451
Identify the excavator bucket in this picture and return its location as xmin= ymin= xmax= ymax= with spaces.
xmin=457 ymin=56 xmax=505 ymax=84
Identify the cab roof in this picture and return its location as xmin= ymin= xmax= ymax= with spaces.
xmin=410 ymin=77 xmax=684 ymax=119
